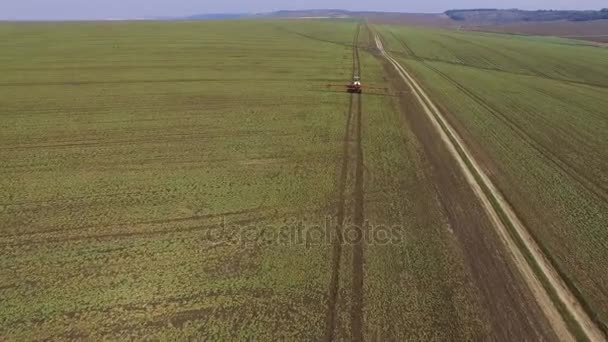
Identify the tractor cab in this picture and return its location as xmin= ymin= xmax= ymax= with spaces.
xmin=348 ymin=76 xmax=362 ymax=93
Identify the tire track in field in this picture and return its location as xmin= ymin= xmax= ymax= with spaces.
xmin=389 ymin=32 xmax=608 ymax=203
xmin=386 ymin=30 xmax=608 ymax=90
xmin=388 ymin=53 xmax=608 ymax=90
xmin=325 ymin=86 xmax=353 ymax=342
xmin=270 ymin=24 xmax=351 ymax=48
xmin=325 ymin=23 xmax=365 ymax=342
xmin=0 ymin=207 xmax=267 ymax=239
xmin=1 ymin=215 xmax=274 ymax=247
xmin=350 ymin=31 xmax=365 ymax=342
xmin=438 ymin=33 xmax=554 ymax=80
xmin=0 ymin=78 xmax=288 ymax=87
xmin=388 ymin=30 xmax=416 ymax=57
xmin=375 ymin=30 xmax=607 ymax=342
xmin=0 ymin=131 xmax=297 ymax=151
xmin=424 ymin=62 xmax=608 ymax=203
xmin=441 ymin=32 xmax=608 ymax=89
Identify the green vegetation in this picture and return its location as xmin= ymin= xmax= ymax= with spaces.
xmin=355 ymin=35 xmax=485 ymax=340
xmin=0 ymin=20 xmax=486 ymax=339
xmin=6 ymin=17 xmax=604 ymax=340
xmin=378 ymin=24 xmax=608 ymax=328
xmin=0 ymin=20 xmax=355 ymax=340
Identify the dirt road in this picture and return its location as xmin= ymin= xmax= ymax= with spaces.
xmin=373 ymin=30 xmax=606 ymax=341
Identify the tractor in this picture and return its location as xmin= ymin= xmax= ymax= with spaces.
xmin=347 ymin=76 xmax=362 ymax=93
xmin=326 ymin=76 xmax=394 ymax=95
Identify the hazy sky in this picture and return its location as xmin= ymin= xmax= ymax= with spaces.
xmin=1 ymin=0 xmax=606 ymax=20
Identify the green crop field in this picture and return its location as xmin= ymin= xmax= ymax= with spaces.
xmin=377 ymin=24 xmax=608 ymax=329
xmin=0 ymin=20 xmax=492 ymax=340
xmin=0 ymin=20 xmax=351 ymax=340
xmin=2 ymin=18 xmax=606 ymax=340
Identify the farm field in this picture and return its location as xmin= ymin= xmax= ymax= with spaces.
xmin=469 ymin=20 xmax=608 ymax=43
xmin=377 ymin=24 xmax=608 ymax=333
xmin=0 ymin=20 xmax=354 ymax=340
xmin=2 ymin=18 xmax=607 ymax=340
xmin=0 ymin=20 xmax=508 ymax=340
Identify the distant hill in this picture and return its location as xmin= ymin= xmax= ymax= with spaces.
xmin=181 ymin=8 xmax=608 ymax=26
xmin=445 ymin=8 xmax=608 ymax=24
xmin=182 ymin=10 xmax=458 ymax=29
xmin=183 ymin=13 xmax=251 ymax=20
xmin=182 ymin=9 xmax=441 ymax=21
xmin=265 ymin=9 xmax=354 ymax=18
xmin=182 ymin=9 xmax=357 ymax=20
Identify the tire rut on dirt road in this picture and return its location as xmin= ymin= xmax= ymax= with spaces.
xmin=325 ymin=23 xmax=366 ymax=342
xmin=374 ymin=29 xmax=607 ymax=341
xmin=374 ymin=29 xmax=558 ymax=341
xmin=389 ymin=30 xmax=608 ymax=338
